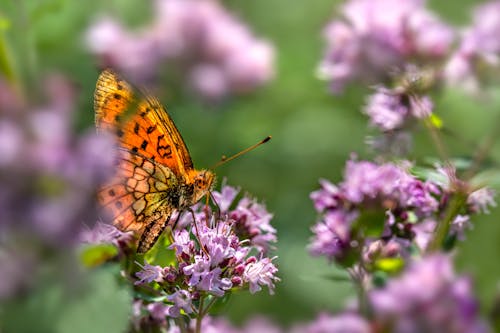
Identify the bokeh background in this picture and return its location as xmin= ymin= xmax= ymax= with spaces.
xmin=1 ymin=0 xmax=500 ymax=330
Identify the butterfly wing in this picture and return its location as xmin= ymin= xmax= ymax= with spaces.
xmin=98 ymin=149 xmax=178 ymax=252
xmin=94 ymin=69 xmax=194 ymax=252
xmin=94 ymin=69 xmax=194 ymax=177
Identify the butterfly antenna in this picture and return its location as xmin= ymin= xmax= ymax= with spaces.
xmin=211 ymin=136 xmax=271 ymax=169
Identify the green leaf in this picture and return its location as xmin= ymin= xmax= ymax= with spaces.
xmin=144 ymin=231 xmax=176 ymax=267
xmin=374 ymin=257 xmax=405 ymax=274
xmin=79 ymin=244 xmax=118 ymax=267
xmin=410 ymin=165 xmax=448 ymax=184
xmin=133 ymin=293 xmax=168 ymax=303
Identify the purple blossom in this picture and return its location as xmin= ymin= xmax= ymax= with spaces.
xmin=450 ymin=215 xmax=472 ymax=240
xmin=412 ymin=219 xmax=436 ymax=250
xmin=183 ymin=257 xmax=233 ymax=297
xmin=363 ymin=238 xmax=409 ymax=264
xmin=309 ymin=210 xmax=358 ymax=261
xmin=135 ymin=261 xmax=165 ymax=285
xmin=364 ymin=86 xmax=433 ymax=132
xmin=211 ymin=182 xmax=240 ymax=212
xmin=85 ymin=0 xmax=275 ymax=101
xmin=467 ymin=187 xmax=496 ymax=214
xmin=445 ymin=1 xmax=500 ymax=92
xmin=211 ymin=184 xmax=277 ymax=253
xmin=369 ymin=255 xmax=489 ymax=333
xmin=166 ymin=290 xmax=193 ymax=317
xmin=162 ymin=315 xmax=283 ymax=333
xmin=318 ymin=0 xmax=453 ymax=92
xmin=146 ymin=302 xmax=170 ymax=323
xmin=243 ymin=256 xmax=280 ymax=295
xmin=113 ymin=181 xmax=277 ymax=325
xmin=79 ymin=222 xmax=133 ymax=248
xmin=169 ymin=229 xmax=195 ymax=256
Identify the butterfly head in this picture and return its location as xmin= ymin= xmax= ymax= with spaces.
xmin=189 ymin=169 xmax=216 ymax=203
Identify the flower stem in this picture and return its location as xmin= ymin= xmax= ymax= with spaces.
xmin=427 ymin=191 xmax=468 ymax=252
xmin=195 ymin=295 xmax=205 ymax=333
xmin=200 ymin=296 xmax=218 ymax=317
xmin=175 ymin=317 xmax=188 ymax=333
xmin=349 ymin=267 xmax=371 ymax=318
xmin=423 ymin=117 xmax=450 ymax=164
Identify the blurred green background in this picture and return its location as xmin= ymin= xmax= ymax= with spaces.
xmin=1 ymin=0 xmax=499 ymax=328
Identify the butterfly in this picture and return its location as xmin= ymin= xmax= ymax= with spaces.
xmin=94 ymin=69 xmax=215 ymax=253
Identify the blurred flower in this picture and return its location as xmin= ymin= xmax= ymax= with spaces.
xmin=290 ymin=312 xmax=371 ymax=333
xmin=310 ymin=158 xmax=494 ymax=266
xmin=318 ymin=0 xmax=453 ymax=92
xmin=445 ymin=1 xmax=500 ymax=92
xmin=363 ymin=83 xmax=433 ymax=154
xmin=80 ymin=222 xmax=134 ymax=248
xmin=86 ymin=0 xmax=275 ymax=101
xmin=0 ymin=74 xmax=115 ymax=300
xmin=159 ymin=315 xmax=282 ymax=333
xmin=467 ymin=187 xmax=496 ymax=214
xmin=369 ymin=255 xmax=490 ymax=333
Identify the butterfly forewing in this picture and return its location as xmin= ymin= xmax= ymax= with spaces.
xmin=95 ymin=70 xmax=193 ymax=177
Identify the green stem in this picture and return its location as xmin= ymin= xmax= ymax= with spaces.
xmin=195 ymin=295 xmax=205 ymax=333
xmin=175 ymin=317 xmax=188 ymax=333
xmin=200 ymin=296 xmax=217 ymax=317
xmin=0 ymin=18 xmax=23 ymax=99
xmin=349 ymin=267 xmax=371 ymax=318
xmin=423 ymin=117 xmax=450 ymax=165
xmin=427 ymin=192 xmax=468 ymax=253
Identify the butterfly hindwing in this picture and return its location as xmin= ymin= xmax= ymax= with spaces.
xmin=98 ymin=150 xmax=178 ymax=246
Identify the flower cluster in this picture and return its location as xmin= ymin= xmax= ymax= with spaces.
xmin=364 ymin=86 xmax=433 ymax=132
xmin=0 ymin=75 xmax=115 ymax=300
xmin=309 ymin=157 xmax=495 ymax=268
xmin=86 ymin=0 xmax=275 ymax=101
xmin=369 ymin=254 xmax=489 ymax=333
xmin=445 ymin=1 xmax=500 ymax=92
xmin=317 ymin=0 xmax=453 ymax=93
xmin=88 ymin=183 xmax=278 ymax=330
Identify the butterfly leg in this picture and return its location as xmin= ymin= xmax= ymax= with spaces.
xmin=209 ymin=191 xmax=223 ymax=227
xmin=169 ymin=210 xmax=183 ymax=232
xmin=188 ymin=208 xmax=210 ymax=257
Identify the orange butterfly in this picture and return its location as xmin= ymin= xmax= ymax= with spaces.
xmin=94 ymin=69 xmax=215 ymax=253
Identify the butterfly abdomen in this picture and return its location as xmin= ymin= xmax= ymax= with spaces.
xmin=137 ymin=214 xmax=171 ymax=253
